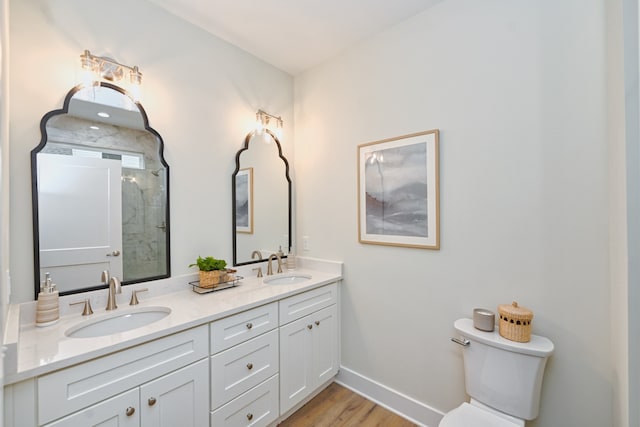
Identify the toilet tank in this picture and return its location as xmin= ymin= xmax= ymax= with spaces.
xmin=454 ymin=318 xmax=554 ymax=420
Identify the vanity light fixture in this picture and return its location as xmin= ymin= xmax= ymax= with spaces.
xmin=79 ymin=50 xmax=143 ymax=100
xmin=255 ymin=109 xmax=284 ymax=140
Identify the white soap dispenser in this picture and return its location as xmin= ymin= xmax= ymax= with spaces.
xmin=36 ymin=272 xmax=60 ymax=326
xmin=286 ymin=247 xmax=297 ymax=271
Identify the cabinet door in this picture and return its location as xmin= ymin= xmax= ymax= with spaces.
xmin=279 ymin=313 xmax=314 ymax=414
xmin=140 ymin=359 xmax=208 ymax=427
xmin=279 ymin=304 xmax=339 ymax=415
xmin=312 ymin=305 xmax=338 ymax=385
xmin=45 ymin=388 xmax=139 ymax=427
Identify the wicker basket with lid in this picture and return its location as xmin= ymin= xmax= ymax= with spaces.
xmin=498 ymin=301 xmax=533 ymax=342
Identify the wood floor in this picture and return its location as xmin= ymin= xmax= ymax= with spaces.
xmin=278 ymin=383 xmax=418 ymax=427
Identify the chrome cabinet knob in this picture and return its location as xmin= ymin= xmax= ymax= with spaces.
xmin=247 ymin=362 xmax=253 ymax=370
xmin=246 ymin=322 xmax=253 ymax=329
xmin=125 ymin=407 xmax=135 ymax=416
xmin=315 ymin=320 xmax=320 ymax=326
xmin=307 ymin=324 xmax=313 ymax=330
xmin=148 ymin=397 xmax=157 ymax=406
xmin=106 ymin=250 xmax=121 ymax=257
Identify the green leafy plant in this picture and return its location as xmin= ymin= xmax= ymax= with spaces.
xmin=189 ymin=256 xmax=227 ymax=272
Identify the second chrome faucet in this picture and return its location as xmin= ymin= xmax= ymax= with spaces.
xmin=267 ymin=253 xmax=283 ymax=276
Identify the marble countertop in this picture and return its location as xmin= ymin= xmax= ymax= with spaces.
xmin=4 ymin=258 xmax=342 ymax=385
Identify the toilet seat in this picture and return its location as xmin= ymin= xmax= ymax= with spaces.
xmin=439 ymin=403 xmax=521 ymax=427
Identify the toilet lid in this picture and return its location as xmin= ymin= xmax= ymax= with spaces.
xmin=439 ymin=403 xmax=520 ymax=427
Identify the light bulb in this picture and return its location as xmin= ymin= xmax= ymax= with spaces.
xmin=79 ymin=50 xmax=98 ymax=88
xmin=129 ymin=83 xmax=142 ymax=104
xmin=255 ymin=111 xmax=265 ymax=134
xmin=129 ymin=66 xmax=142 ymax=85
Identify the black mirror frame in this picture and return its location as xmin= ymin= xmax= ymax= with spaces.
xmin=232 ymin=129 xmax=292 ymax=266
xmin=31 ymin=82 xmax=171 ymax=298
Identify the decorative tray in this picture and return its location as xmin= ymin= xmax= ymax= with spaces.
xmin=189 ymin=276 xmax=243 ymax=294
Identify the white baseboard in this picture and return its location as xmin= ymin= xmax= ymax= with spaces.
xmin=336 ymin=366 xmax=445 ymax=427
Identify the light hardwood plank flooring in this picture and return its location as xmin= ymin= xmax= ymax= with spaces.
xmin=278 ymin=383 xmax=418 ymax=427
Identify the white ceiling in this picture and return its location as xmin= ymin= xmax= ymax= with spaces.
xmin=147 ymin=0 xmax=443 ymax=75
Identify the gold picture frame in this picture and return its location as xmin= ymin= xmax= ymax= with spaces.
xmin=357 ymin=130 xmax=440 ymax=249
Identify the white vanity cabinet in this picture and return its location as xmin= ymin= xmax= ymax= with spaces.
xmin=4 ymin=274 xmax=342 ymax=427
xmin=209 ymin=301 xmax=280 ymax=427
xmin=278 ymin=283 xmax=339 ymax=415
xmin=34 ymin=325 xmax=209 ymax=427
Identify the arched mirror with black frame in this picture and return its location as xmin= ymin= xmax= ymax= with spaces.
xmin=31 ymin=82 xmax=171 ymax=298
xmin=232 ymin=129 xmax=291 ymax=266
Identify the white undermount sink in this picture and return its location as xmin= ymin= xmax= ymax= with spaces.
xmin=65 ymin=306 xmax=171 ymax=339
xmin=263 ymin=273 xmax=312 ymax=285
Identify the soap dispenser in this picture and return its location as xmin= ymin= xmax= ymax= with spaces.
xmin=36 ymin=272 xmax=60 ymax=326
xmin=286 ymin=247 xmax=297 ymax=271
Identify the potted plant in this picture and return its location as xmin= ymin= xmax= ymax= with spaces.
xmin=189 ymin=256 xmax=228 ymax=288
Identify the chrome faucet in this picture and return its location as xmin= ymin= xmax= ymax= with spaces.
xmin=267 ymin=253 xmax=282 ymax=275
xmin=106 ymin=276 xmax=122 ymax=310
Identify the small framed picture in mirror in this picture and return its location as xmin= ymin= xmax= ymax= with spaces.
xmin=235 ymin=168 xmax=254 ymax=234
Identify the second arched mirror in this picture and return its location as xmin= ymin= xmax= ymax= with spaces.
xmin=232 ymin=130 xmax=291 ymax=266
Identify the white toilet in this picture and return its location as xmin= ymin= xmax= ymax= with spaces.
xmin=440 ymin=318 xmax=554 ymax=427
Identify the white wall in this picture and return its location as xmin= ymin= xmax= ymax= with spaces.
xmin=7 ymin=0 xmax=293 ymax=302
xmin=294 ymin=1 xmax=611 ymax=426
xmin=622 ymin=1 xmax=640 ymax=426
xmin=0 ymin=0 xmax=9 ymax=314
xmin=1 ymin=0 xmax=9 ymax=421
xmin=608 ymin=0 xmax=629 ymax=425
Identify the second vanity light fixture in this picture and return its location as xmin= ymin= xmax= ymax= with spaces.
xmin=255 ymin=109 xmax=284 ymax=140
xmin=80 ymin=50 xmax=143 ymax=100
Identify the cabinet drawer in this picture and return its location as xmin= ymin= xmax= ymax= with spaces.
xmin=279 ymin=282 xmax=337 ymax=325
xmin=210 ymin=374 xmax=279 ymax=427
xmin=38 ymin=325 xmax=208 ymax=425
xmin=211 ymin=329 xmax=278 ymax=409
xmin=211 ymin=302 xmax=278 ymax=354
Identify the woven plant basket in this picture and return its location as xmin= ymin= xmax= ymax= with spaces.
xmin=199 ymin=270 xmax=228 ymax=289
xmin=498 ymin=301 xmax=533 ymax=343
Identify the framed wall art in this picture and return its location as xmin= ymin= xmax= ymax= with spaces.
xmin=235 ymin=167 xmax=253 ymax=234
xmin=357 ymin=129 xmax=440 ymax=249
